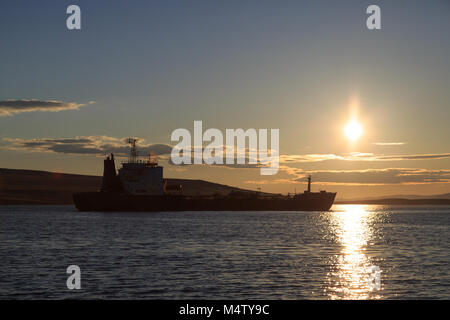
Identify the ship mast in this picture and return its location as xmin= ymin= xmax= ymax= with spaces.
xmin=307 ymin=175 xmax=311 ymax=193
xmin=127 ymin=138 xmax=138 ymax=163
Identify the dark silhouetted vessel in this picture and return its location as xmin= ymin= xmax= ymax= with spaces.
xmin=73 ymin=139 xmax=336 ymax=212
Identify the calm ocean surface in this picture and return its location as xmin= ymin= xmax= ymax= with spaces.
xmin=0 ymin=205 xmax=448 ymax=299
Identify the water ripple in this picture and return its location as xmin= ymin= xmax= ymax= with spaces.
xmin=0 ymin=205 xmax=449 ymax=299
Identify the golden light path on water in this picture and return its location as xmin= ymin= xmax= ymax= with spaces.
xmin=326 ymin=205 xmax=382 ymax=299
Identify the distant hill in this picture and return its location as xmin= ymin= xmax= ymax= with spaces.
xmin=339 ymin=193 xmax=450 ymax=201
xmin=335 ymin=198 xmax=450 ymax=205
xmin=337 ymin=193 xmax=450 ymax=205
xmin=0 ymin=168 xmax=253 ymax=205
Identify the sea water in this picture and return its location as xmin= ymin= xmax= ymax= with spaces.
xmin=0 ymin=205 xmax=448 ymax=299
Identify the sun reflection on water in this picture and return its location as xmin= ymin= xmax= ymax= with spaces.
xmin=326 ymin=205 xmax=382 ymax=299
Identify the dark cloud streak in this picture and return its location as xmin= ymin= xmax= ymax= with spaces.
xmin=2 ymin=136 xmax=172 ymax=157
xmin=0 ymin=99 xmax=93 ymax=116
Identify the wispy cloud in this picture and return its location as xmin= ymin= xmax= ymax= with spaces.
xmin=279 ymin=152 xmax=450 ymax=163
xmin=2 ymin=136 xmax=172 ymax=157
xmin=0 ymin=99 xmax=94 ymax=117
xmin=2 ymin=137 xmax=275 ymax=168
xmin=371 ymin=153 xmax=450 ymax=161
xmin=279 ymin=167 xmax=450 ymax=185
xmin=245 ymin=178 xmax=300 ymax=185
xmin=245 ymin=167 xmax=450 ymax=186
xmin=279 ymin=154 xmax=342 ymax=163
xmin=373 ymin=142 xmax=406 ymax=146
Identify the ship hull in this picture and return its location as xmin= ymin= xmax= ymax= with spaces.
xmin=73 ymin=192 xmax=336 ymax=212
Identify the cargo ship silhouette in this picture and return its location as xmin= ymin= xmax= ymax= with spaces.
xmin=73 ymin=139 xmax=336 ymax=211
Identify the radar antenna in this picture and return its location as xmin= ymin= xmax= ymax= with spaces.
xmin=127 ymin=138 xmax=138 ymax=163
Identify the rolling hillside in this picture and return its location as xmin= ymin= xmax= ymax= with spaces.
xmin=0 ymin=168 xmax=252 ymax=205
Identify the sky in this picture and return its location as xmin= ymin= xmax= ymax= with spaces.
xmin=0 ymin=0 xmax=449 ymax=199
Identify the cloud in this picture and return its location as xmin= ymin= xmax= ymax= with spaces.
xmin=373 ymin=142 xmax=406 ymax=146
xmin=245 ymin=178 xmax=299 ymax=185
xmin=279 ymin=152 xmax=450 ymax=163
xmin=246 ymin=167 xmax=450 ymax=186
xmin=0 ymin=99 xmax=94 ymax=117
xmin=266 ymin=166 xmax=450 ymax=185
xmin=167 ymin=144 xmax=272 ymax=169
xmin=289 ymin=168 xmax=450 ymax=185
xmin=279 ymin=154 xmax=342 ymax=163
xmin=2 ymin=136 xmax=172 ymax=157
xmin=375 ymin=153 xmax=450 ymax=161
xmin=2 ymin=137 xmax=274 ymax=168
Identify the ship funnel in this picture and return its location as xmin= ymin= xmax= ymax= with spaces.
xmin=101 ymin=153 xmax=123 ymax=192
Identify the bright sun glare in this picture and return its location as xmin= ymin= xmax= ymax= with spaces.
xmin=345 ymin=120 xmax=362 ymax=142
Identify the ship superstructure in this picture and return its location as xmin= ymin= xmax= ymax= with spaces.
xmin=101 ymin=138 xmax=165 ymax=195
xmin=117 ymin=139 xmax=164 ymax=195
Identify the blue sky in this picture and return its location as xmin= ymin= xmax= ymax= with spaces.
xmin=1 ymin=1 xmax=449 ymax=198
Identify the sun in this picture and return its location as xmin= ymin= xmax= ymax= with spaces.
xmin=345 ymin=120 xmax=362 ymax=142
